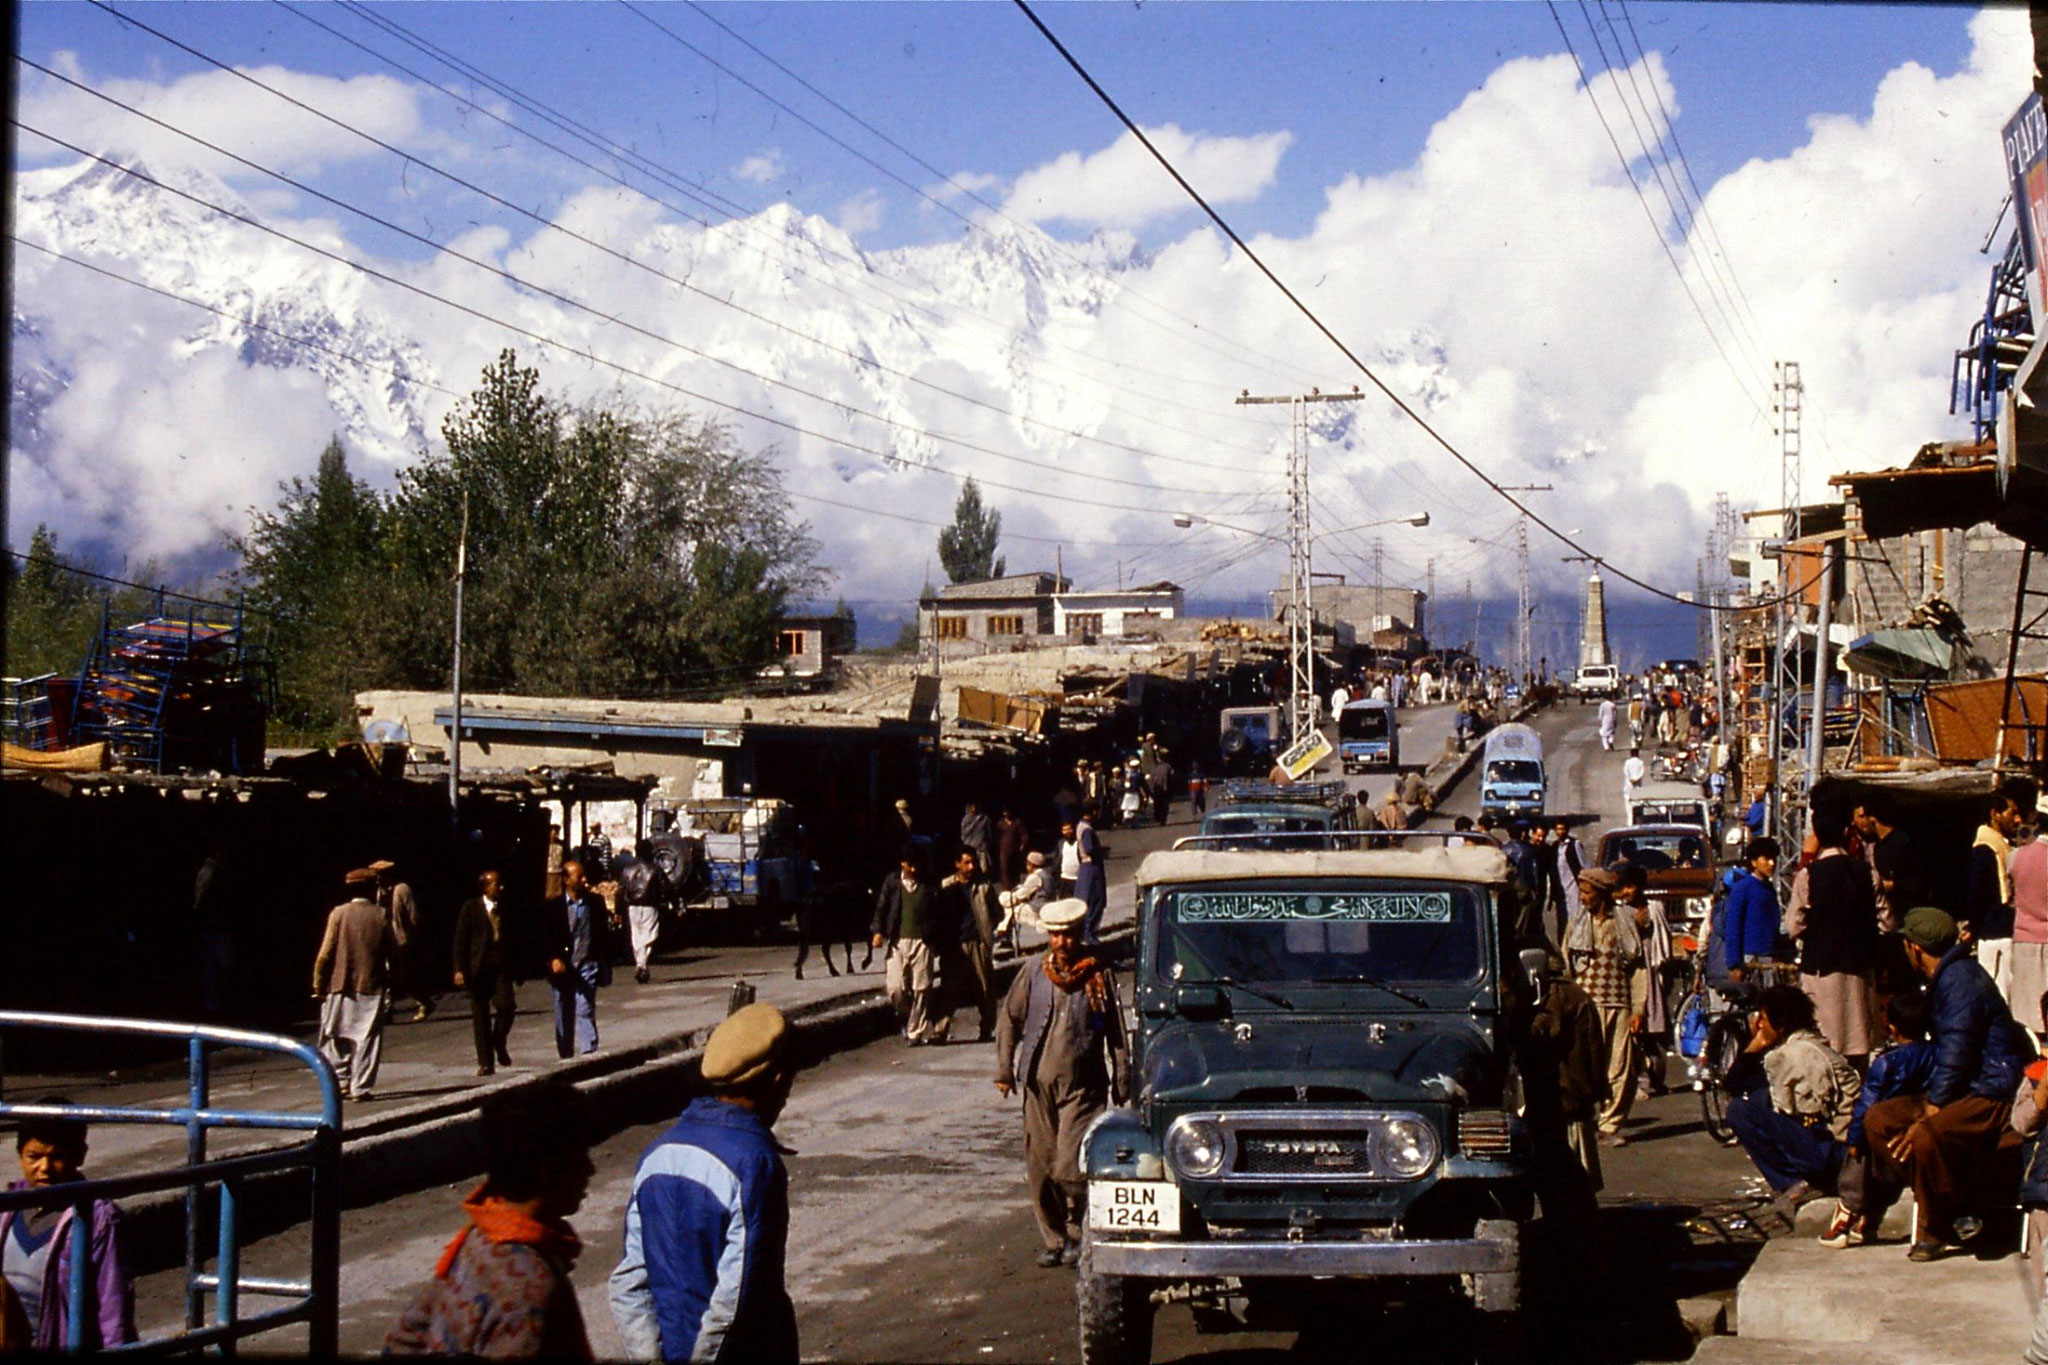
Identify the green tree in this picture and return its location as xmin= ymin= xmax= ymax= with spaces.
xmin=937 ymin=477 xmax=1004 ymax=583
xmin=1 ymin=525 xmax=102 ymax=679
xmin=231 ymin=437 xmax=385 ymax=736
xmin=831 ymin=596 xmax=857 ymax=652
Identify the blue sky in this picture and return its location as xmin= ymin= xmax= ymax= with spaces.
xmin=10 ymin=2 xmax=2027 ymax=662
xmin=21 ymin=2 xmax=1980 ymax=256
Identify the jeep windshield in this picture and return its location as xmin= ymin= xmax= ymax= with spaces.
xmin=1203 ymin=813 xmax=1332 ymax=836
xmin=1154 ymin=879 xmax=1485 ymax=992
xmin=1600 ymin=830 xmax=1708 ymax=870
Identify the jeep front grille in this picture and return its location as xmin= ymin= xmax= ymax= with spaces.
xmin=1234 ymin=1130 xmax=1377 ymax=1176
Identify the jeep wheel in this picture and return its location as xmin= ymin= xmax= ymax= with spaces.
xmin=1077 ymin=1240 xmax=1155 ymax=1365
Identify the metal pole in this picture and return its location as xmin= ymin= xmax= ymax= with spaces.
xmin=216 ymin=1176 xmax=241 ymax=1350
xmin=185 ymin=1035 xmax=207 ymax=1330
xmin=1806 ymin=544 xmax=1836 ymax=808
xmin=449 ymin=492 xmax=469 ymax=838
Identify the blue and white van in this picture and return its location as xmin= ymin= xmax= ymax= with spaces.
xmin=1479 ymin=723 xmax=1546 ymax=818
xmin=1338 ymin=698 xmax=1400 ymax=772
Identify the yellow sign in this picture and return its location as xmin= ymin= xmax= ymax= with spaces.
xmin=1277 ymin=729 xmax=1333 ymax=780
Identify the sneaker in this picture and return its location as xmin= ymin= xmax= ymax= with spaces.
xmin=1818 ymin=1203 xmax=1865 ymax=1249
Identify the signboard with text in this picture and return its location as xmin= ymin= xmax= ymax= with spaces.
xmin=2007 ymin=92 xmax=2048 ymax=322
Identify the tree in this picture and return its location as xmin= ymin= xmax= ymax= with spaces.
xmin=231 ymin=437 xmax=385 ymax=736
xmin=937 ymin=477 xmax=1004 ymax=583
xmin=234 ymin=350 xmax=829 ymax=719
xmin=1 ymin=525 xmax=102 ymax=679
xmin=831 ymin=597 xmax=858 ymax=652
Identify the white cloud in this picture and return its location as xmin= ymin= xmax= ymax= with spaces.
xmin=1003 ymin=124 xmax=1292 ymax=229
xmin=19 ymin=58 xmax=426 ymax=181
xmin=733 ymin=149 xmax=785 ymax=184
xmin=8 ymin=10 xmax=2032 ymax=629
xmin=925 ymin=170 xmax=1005 ymax=206
xmin=835 ymin=188 xmax=885 ymax=237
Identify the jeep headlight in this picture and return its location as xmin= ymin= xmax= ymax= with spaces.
xmin=1165 ymin=1117 xmax=1227 ymax=1178
xmin=1372 ymin=1117 xmax=1441 ymax=1178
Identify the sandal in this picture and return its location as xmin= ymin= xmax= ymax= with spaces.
xmin=1818 ymin=1203 xmax=1865 ymax=1249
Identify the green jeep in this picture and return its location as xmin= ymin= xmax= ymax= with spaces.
xmin=1077 ymin=839 xmax=1534 ymax=1363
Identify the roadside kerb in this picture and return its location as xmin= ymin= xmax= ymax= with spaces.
xmin=113 ymin=927 xmax=1136 ymax=1273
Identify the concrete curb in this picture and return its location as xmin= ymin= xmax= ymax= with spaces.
xmin=118 ymin=929 xmax=1136 ymax=1271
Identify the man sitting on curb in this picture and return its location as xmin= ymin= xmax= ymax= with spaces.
xmin=1724 ymin=986 xmax=1860 ymax=1228
xmin=1862 ymin=906 xmax=2032 ymax=1261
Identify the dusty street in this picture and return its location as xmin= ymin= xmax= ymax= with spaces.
xmin=127 ymin=703 xmax=1766 ymax=1361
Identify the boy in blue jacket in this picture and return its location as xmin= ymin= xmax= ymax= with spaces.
xmin=1722 ymin=838 xmax=1782 ymax=978
xmin=1820 ymin=988 xmax=1935 ymax=1248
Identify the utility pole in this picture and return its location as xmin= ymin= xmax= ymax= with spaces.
xmin=1496 ymin=485 xmax=1553 ymax=682
xmin=449 ymin=491 xmax=469 ymax=838
xmin=1372 ymin=537 xmax=1385 ymax=639
xmin=1770 ymin=361 xmax=1805 ymax=892
xmin=1425 ymin=558 xmax=1435 ymax=642
xmin=1465 ymin=578 xmax=1475 ymax=655
xmin=1236 ymin=386 xmax=1366 ymax=742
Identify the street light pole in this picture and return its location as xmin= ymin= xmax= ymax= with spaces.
xmin=449 ymin=491 xmax=469 ymax=839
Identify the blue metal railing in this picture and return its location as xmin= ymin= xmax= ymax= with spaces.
xmin=0 ymin=1014 xmax=341 ymax=1355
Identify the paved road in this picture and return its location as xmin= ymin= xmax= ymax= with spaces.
xmin=126 ymin=703 xmax=1773 ymax=1360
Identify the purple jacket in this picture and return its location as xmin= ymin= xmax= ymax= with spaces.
xmin=0 ymin=1183 xmax=136 ymax=1351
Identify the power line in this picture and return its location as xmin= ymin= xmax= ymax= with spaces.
xmin=23 ymin=48 xmax=1278 ymax=492
xmin=12 ymin=228 xmax=1183 ymax=556
xmin=16 ymin=126 xmax=1226 ymax=529
xmin=1012 ymin=0 xmax=1814 ymax=615
xmin=1543 ymin=1 xmax=1769 ymax=415
xmin=264 ymin=0 xmax=1298 ymax=428
xmin=18 ymin=91 xmax=1274 ymax=516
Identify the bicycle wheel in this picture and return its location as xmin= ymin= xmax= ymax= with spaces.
xmin=1697 ymin=1014 xmax=1748 ymax=1147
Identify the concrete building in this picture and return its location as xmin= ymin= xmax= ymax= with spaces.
xmin=917 ymin=573 xmax=1067 ymax=655
xmin=1580 ymin=573 xmax=1612 ymax=669
xmin=767 ymin=613 xmax=854 ymax=678
xmin=1267 ymin=582 xmax=1427 ymax=642
xmin=1052 ymin=583 xmax=1185 ymax=640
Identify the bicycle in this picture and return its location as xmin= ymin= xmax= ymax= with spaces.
xmin=1678 ymin=956 xmax=1799 ymax=1145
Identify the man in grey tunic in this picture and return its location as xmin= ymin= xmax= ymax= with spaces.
xmin=993 ymin=899 xmax=1130 ymax=1267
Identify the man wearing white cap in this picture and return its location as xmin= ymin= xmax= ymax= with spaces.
xmin=994 ymin=899 xmax=1129 ymax=1267
xmin=612 ymin=1003 xmax=799 ymax=1363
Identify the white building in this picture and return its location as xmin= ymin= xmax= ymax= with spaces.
xmin=1052 ymin=583 xmax=1185 ymax=640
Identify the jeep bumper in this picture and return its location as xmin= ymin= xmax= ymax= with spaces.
xmin=1087 ymin=1231 xmax=1515 ymax=1279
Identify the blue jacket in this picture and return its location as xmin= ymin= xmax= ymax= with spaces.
xmin=1846 ymin=1040 xmax=1935 ymax=1150
xmin=610 ymin=1098 xmax=797 ymax=1363
xmin=1722 ymin=869 xmax=1779 ymax=967
xmin=1926 ymin=945 xmax=2033 ymax=1107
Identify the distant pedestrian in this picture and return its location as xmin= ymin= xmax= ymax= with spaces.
xmin=375 ymin=859 xmax=435 ymax=1022
xmin=938 ymin=849 xmax=999 ymax=1043
xmin=1627 ymin=695 xmax=1644 ymax=747
xmin=873 ymin=850 xmax=941 ymax=1045
xmin=453 ymin=869 xmax=518 ymax=1076
xmin=1148 ymin=757 xmax=1173 ymax=826
xmin=959 ymin=801 xmax=992 ymax=876
xmin=1622 ymin=749 xmax=1646 ymax=805
xmin=313 ymin=867 xmax=394 ymax=1101
xmin=2010 ymin=793 xmax=2048 ymax=1033
xmin=0 ymin=1107 xmax=137 ymax=1351
xmin=1597 ymin=698 xmax=1617 ymax=751
xmin=1074 ymin=803 xmax=1108 ymax=941
xmin=1057 ymin=821 xmax=1081 ymax=899
xmin=545 ymin=824 xmax=567 ymax=901
xmin=997 ymin=850 xmax=1052 ymax=954
xmin=996 ymin=806 xmax=1029 ymax=891
xmin=1552 ymin=819 xmax=1585 ymax=921
xmin=385 ymin=1079 xmax=595 ymax=1359
xmin=1117 ymin=769 xmax=1144 ymax=827
xmin=1188 ymin=764 xmax=1208 ymax=818
xmin=617 ymin=845 xmax=671 ymax=986
xmin=611 ymin=1004 xmax=800 ymax=1364
xmin=993 ymin=900 xmax=1129 ymax=1268
xmin=544 ymin=861 xmax=613 ymax=1059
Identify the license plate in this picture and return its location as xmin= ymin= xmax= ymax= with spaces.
xmin=1088 ymin=1180 xmax=1180 ymax=1234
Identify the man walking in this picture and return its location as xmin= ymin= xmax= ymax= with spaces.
xmin=996 ymin=806 xmax=1029 ymax=892
xmin=959 ymin=801 xmax=993 ymax=876
xmin=1965 ymin=792 xmax=2026 ymax=1002
xmin=1074 ymin=802 xmax=1108 ymax=942
xmin=1597 ymin=696 xmax=1617 ymax=751
xmin=313 ymin=867 xmax=395 ymax=1101
xmin=1566 ymin=867 xmax=1646 ymax=1146
xmin=1551 ymin=819 xmax=1585 ymax=923
xmin=544 ymin=861 xmax=612 ymax=1059
xmin=616 ymin=845 xmax=671 ymax=986
xmin=872 ymin=848 xmax=942 ymax=1045
xmin=937 ymin=849 xmax=999 ymax=1043
xmin=374 ymin=859 xmax=435 ymax=1022
xmin=452 ymin=869 xmax=518 ymax=1076
xmin=994 ymin=900 xmax=1129 ymax=1267
xmin=611 ymin=1004 xmax=799 ymax=1363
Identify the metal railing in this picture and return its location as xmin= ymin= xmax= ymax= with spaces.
xmin=0 ymin=1013 xmax=340 ymax=1355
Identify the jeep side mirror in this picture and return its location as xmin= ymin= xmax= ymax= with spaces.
xmin=1173 ymin=984 xmax=1232 ymax=1020
xmin=1518 ymin=948 xmax=1548 ymax=1007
